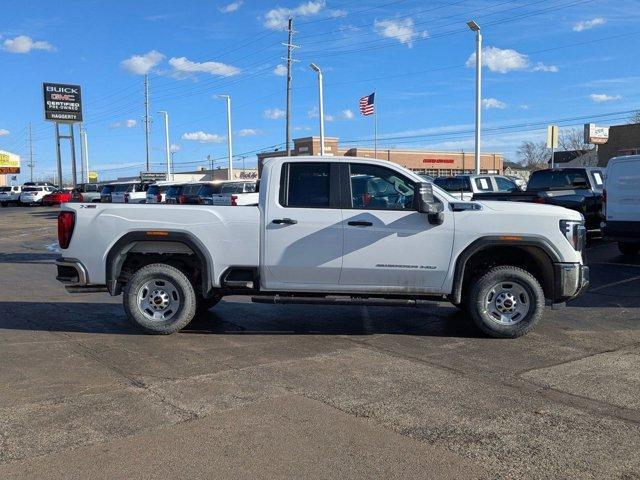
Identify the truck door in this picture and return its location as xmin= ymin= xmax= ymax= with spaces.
xmin=262 ymin=161 xmax=344 ymax=289
xmin=340 ymin=162 xmax=454 ymax=293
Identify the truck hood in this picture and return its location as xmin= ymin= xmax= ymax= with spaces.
xmin=476 ymin=200 xmax=584 ymax=221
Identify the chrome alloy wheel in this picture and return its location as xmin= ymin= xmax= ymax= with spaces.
xmin=484 ymin=281 xmax=530 ymax=325
xmin=137 ymin=279 xmax=181 ymax=321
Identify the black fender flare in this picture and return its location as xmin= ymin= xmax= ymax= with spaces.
xmin=451 ymin=236 xmax=561 ymax=304
xmin=105 ymin=231 xmax=214 ymax=297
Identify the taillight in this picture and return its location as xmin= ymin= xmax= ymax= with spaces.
xmin=124 ymin=193 xmax=130 ymax=203
xmin=231 ymin=195 xmax=238 ymax=206
xmin=58 ymin=211 xmax=75 ymax=249
xmin=156 ymin=193 xmax=162 ymax=203
xmin=78 ymin=193 xmax=84 ymax=202
xmin=534 ymin=197 xmax=546 ymax=204
xmin=179 ymin=195 xmax=187 ymax=204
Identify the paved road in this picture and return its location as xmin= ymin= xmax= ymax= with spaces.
xmin=0 ymin=206 xmax=639 ymax=479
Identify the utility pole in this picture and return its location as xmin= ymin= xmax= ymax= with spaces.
xmin=79 ymin=123 xmax=86 ymax=184
xmin=217 ymin=95 xmax=233 ymax=180
xmin=283 ymin=18 xmax=298 ymax=156
xmin=144 ymin=74 xmax=151 ymax=172
xmin=28 ymin=122 xmax=34 ymax=182
xmin=207 ymin=154 xmax=212 ymax=171
xmin=83 ymin=127 xmax=90 ymax=183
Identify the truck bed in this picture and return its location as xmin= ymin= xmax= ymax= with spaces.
xmin=63 ymin=203 xmax=261 ymax=286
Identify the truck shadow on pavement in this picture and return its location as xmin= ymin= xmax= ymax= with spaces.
xmin=0 ymin=301 xmax=483 ymax=338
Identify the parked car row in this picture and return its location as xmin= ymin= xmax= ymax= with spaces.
xmin=0 ymin=183 xmax=74 ymax=207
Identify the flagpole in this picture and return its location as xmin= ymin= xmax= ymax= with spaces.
xmin=374 ymin=90 xmax=378 ymax=159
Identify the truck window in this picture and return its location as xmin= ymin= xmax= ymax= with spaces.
xmin=281 ymin=162 xmax=331 ymax=208
xmin=349 ymin=163 xmax=414 ymax=210
xmin=590 ymin=170 xmax=604 ymax=189
xmin=495 ymin=177 xmax=517 ymax=192
xmin=528 ymin=170 xmax=590 ymax=190
xmin=474 ymin=177 xmax=493 ymax=192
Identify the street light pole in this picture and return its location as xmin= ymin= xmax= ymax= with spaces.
xmin=158 ymin=111 xmax=171 ymax=179
xmin=218 ymin=95 xmax=233 ymax=180
xmin=467 ymin=20 xmax=482 ymax=175
xmin=310 ymin=63 xmax=325 ymax=155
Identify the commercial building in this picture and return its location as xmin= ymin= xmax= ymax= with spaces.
xmin=257 ymin=136 xmax=503 ymax=177
xmin=597 ymin=123 xmax=640 ymax=167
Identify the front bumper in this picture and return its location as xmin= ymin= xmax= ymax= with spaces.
xmin=554 ymin=263 xmax=589 ymax=303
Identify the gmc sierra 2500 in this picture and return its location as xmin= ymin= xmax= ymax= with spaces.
xmin=55 ymin=156 xmax=589 ymax=338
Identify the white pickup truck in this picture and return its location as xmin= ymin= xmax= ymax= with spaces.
xmin=55 ymin=156 xmax=589 ymax=338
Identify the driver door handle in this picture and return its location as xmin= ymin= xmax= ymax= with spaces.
xmin=272 ymin=218 xmax=298 ymax=225
xmin=348 ymin=221 xmax=373 ymax=227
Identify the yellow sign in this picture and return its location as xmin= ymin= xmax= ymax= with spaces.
xmin=546 ymin=125 xmax=559 ymax=149
xmin=0 ymin=150 xmax=21 ymax=174
xmin=88 ymin=171 xmax=98 ymax=183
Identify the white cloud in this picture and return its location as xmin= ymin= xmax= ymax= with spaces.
xmin=340 ymin=109 xmax=354 ymax=119
xmin=482 ymin=98 xmax=506 ymax=109
xmin=264 ymin=108 xmax=286 ymax=120
xmin=169 ymin=56 xmax=240 ymax=78
xmin=2 ymin=35 xmax=54 ymax=53
xmin=466 ymin=46 xmax=528 ymax=73
xmin=181 ymin=131 xmax=226 ymax=143
xmin=466 ymin=46 xmax=558 ymax=74
xmin=264 ymin=1 xmax=325 ymax=30
xmin=573 ymin=17 xmax=606 ymax=32
xmin=325 ymin=114 xmax=335 ymax=122
xmin=0 ymin=128 xmax=9 ymax=136
xmin=170 ymin=143 xmax=181 ymax=153
xmin=219 ymin=0 xmax=243 ymax=13
xmin=294 ymin=126 xmax=311 ymax=131
xmin=330 ymin=9 xmax=347 ymax=17
xmin=589 ymin=93 xmax=622 ymax=103
xmin=374 ymin=18 xmax=427 ymax=48
xmin=237 ymin=128 xmax=262 ymax=137
xmin=121 ymin=50 xmax=165 ymax=75
xmin=533 ymin=62 xmax=559 ymax=72
xmin=273 ymin=64 xmax=287 ymax=76
xmin=109 ymin=119 xmax=138 ymax=128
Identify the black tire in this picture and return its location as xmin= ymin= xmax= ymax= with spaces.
xmin=467 ymin=266 xmax=544 ymax=339
xmin=196 ymin=294 xmax=223 ymax=315
xmin=619 ymin=242 xmax=640 ymax=256
xmin=123 ymin=263 xmax=197 ymax=334
xmin=1 ymin=202 xmax=7 ymax=208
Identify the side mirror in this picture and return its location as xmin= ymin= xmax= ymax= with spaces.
xmin=414 ymin=182 xmax=445 ymax=225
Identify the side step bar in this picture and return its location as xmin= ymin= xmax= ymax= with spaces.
xmin=251 ymin=295 xmax=440 ymax=307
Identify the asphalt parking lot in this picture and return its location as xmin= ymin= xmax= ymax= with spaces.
xmin=0 ymin=206 xmax=639 ymax=479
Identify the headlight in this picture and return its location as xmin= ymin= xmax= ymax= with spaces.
xmin=560 ymin=220 xmax=586 ymax=251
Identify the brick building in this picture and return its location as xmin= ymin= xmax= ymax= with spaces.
xmin=257 ymin=137 xmax=503 ymax=177
xmin=597 ymin=123 xmax=640 ymax=167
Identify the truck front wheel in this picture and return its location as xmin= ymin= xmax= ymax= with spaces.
xmin=467 ymin=266 xmax=544 ymax=338
xmin=123 ymin=263 xmax=197 ymax=334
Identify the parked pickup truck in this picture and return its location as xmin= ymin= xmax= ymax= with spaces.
xmin=472 ymin=167 xmax=605 ymax=231
xmin=55 ymin=156 xmax=589 ymax=339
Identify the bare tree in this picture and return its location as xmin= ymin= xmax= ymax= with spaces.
xmin=629 ymin=110 xmax=640 ymax=124
xmin=558 ymin=128 xmax=591 ymax=152
xmin=517 ymin=141 xmax=550 ymax=171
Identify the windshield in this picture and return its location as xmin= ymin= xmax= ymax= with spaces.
xmin=528 ymin=170 xmax=591 ymax=190
xmin=113 ymin=184 xmax=133 ymax=192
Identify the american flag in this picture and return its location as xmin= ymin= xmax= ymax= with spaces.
xmin=359 ymin=92 xmax=375 ymax=116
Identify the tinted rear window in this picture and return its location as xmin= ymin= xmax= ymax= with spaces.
xmin=147 ymin=185 xmax=167 ymax=195
xmin=528 ymin=170 xmax=591 ymax=190
xmin=198 ymin=184 xmax=223 ymax=195
xmin=113 ymin=184 xmax=133 ymax=192
xmin=166 ymin=185 xmax=183 ymax=196
xmin=0 ymin=187 xmax=10 ymax=192
xmin=23 ymin=187 xmax=38 ymax=192
xmin=181 ymin=184 xmax=204 ymax=195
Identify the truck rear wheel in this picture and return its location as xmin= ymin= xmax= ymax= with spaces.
xmin=619 ymin=242 xmax=640 ymax=256
xmin=123 ymin=263 xmax=197 ymax=334
xmin=467 ymin=266 xmax=544 ymax=338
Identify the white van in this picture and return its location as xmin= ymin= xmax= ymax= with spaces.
xmin=603 ymin=155 xmax=640 ymax=256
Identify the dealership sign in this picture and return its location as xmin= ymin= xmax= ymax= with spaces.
xmin=0 ymin=150 xmax=21 ymax=174
xmin=422 ymin=158 xmax=455 ymax=164
xmin=43 ymin=83 xmax=83 ymax=122
xmin=584 ymin=123 xmax=609 ymax=145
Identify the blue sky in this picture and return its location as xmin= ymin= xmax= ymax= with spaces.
xmin=1 ymin=0 xmax=639 ymax=182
